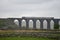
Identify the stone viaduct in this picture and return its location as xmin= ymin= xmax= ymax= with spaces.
xmin=6 ymin=17 xmax=60 ymax=29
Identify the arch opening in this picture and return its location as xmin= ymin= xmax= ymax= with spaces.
xmin=29 ymin=20 xmax=33 ymax=29
xmin=21 ymin=19 xmax=26 ymax=29
xmin=50 ymin=20 xmax=54 ymax=30
xmin=43 ymin=20 xmax=47 ymax=29
xmin=36 ymin=20 xmax=40 ymax=29
xmin=14 ymin=19 xmax=19 ymax=26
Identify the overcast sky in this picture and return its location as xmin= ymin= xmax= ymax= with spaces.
xmin=0 ymin=0 xmax=60 ymax=18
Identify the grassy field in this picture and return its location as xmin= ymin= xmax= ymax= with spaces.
xmin=0 ymin=30 xmax=60 ymax=40
xmin=0 ymin=36 xmax=54 ymax=40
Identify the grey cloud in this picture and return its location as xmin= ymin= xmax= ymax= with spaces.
xmin=9 ymin=0 xmax=53 ymax=4
xmin=0 ymin=0 xmax=60 ymax=18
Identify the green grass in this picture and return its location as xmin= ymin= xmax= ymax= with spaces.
xmin=0 ymin=36 xmax=53 ymax=40
xmin=0 ymin=20 xmax=7 ymax=28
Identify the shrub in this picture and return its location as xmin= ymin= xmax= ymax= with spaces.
xmin=54 ymin=24 xmax=59 ymax=29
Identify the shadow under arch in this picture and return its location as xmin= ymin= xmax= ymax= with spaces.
xmin=50 ymin=20 xmax=54 ymax=30
xmin=59 ymin=20 xmax=60 ymax=29
xmin=36 ymin=20 xmax=40 ymax=29
xmin=29 ymin=20 xmax=33 ymax=29
xmin=43 ymin=20 xmax=47 ymax=29
xmin=21 ymin=19 xmax=26 ymax=29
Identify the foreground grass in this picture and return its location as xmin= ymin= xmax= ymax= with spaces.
xmin=0 ymin=36 xmax=53 ymax=40
xmin=0 ymin=30 xmax=60 ymax=40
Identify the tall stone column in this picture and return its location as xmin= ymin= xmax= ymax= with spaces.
xmin=33 ymin=20 xmax=36 ymax=29
xmin=26 ymin=19 xmax=29 ymax=29
xmin=19 ymin=20 xmax=22 ymax=29
xmin=47 ymin=20 xmax=51 ymax=29
xmin=40 ymin=20 xmax=44 ymax=29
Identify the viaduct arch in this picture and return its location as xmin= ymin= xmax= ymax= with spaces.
xmin=7 ymin=17 xmax=60 ymax=29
